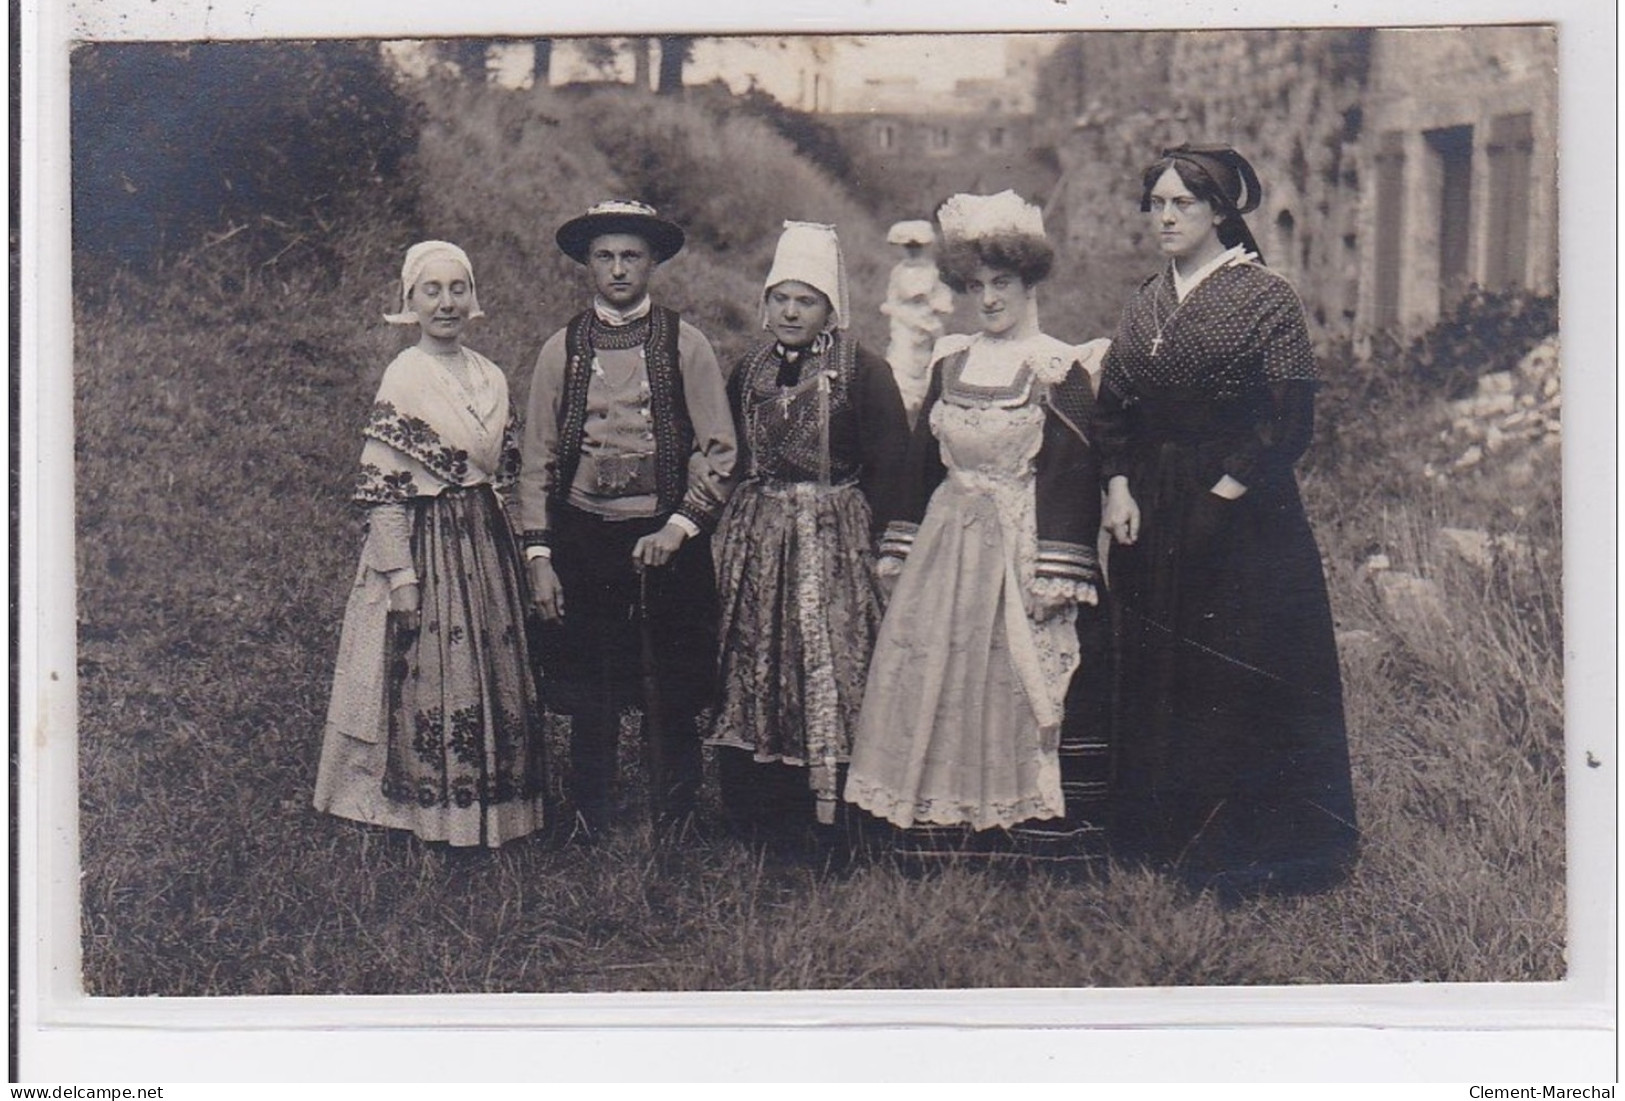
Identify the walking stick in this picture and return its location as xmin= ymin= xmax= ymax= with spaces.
xmin=637 ymin=566 xmax=667 ymax=828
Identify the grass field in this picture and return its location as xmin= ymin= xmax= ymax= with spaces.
xmin=74 ymin=81 xmax=1564 ymax=997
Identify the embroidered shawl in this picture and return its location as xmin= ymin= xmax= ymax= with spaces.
xmin=735 ymin=331 xmax=861 ymax=484
xmin=354 ymin=346 xmax=520 ymax=505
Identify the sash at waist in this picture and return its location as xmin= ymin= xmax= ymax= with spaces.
xmin=946 ymin=467 xmax=1026 ymax=496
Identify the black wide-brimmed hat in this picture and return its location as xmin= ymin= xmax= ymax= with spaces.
xmin=555 ymin=200 xmax=686 ymax=264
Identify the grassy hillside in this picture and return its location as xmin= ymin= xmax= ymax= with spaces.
xmin=74 ymin=78 xmax=1563 ymax=996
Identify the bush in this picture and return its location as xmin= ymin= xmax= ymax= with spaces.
xmin=720 ymin=84 xmax=856 ymax=183
xmin=71 ymin=41 xmax=419 ymax=269
xmin=1399 ymin=286 xmax=1559 ymax=398
xmin=1309 ymin=288 xmax=1560 ymax=489
xmin=404 ymin=81 xmax=891 ymax=380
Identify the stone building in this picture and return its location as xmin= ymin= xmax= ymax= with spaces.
xmin=828 ymin=109 xmax=1056 ymax=220
xmin=1035 ymin=26 xmax=1557 ymax=341
xmin=1358 ymin=27 xmax=1558 ymax=332
xmin=824 ymin=38 xmax=1063 ymax=222
xmin=1036 ymin=30 xmax=1371 ymax=340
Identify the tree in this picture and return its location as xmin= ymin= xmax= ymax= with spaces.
xmin=577 ymin=37 xmax=623 ymax=81
xmin=70 ymin=41 xmax=419 ymax=265
xmin=533 ymin=38 xmax=552 ymax=88
xmin=631 ymin=37 xmax=651 ymax=91
xmin=444 ymin=39 xmax=490 ymax=83
xmin=656 ymin=35 xmax=695 ymax=95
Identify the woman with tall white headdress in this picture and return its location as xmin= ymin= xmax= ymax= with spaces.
xmin=709 ymin=221 xmax=910 ymax=844
xmin=845 ymin=192 xmax=1112 ymax=863
xmin=315 ymin=241 xmax=548 ymax=847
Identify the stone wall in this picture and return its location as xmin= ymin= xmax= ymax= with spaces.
xmin=1036 ymin=26 xmax=1558 ymax=342
xmin=1357 ymin=26 xmax=1559 ymax=332
xmin=1036 ymin=29 xmax=1370 ymax=342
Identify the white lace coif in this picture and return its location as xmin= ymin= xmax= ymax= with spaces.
xmin=762 ymin=220 xmax=850 ymax=331
xmin=383 ymin=240 xmax=485 ymax=325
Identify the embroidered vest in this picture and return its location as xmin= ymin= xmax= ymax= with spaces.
xmin=737 ymin=332 xmax=860 ymax=485
xmin=553 ymin=305 xmax=691 ymax=515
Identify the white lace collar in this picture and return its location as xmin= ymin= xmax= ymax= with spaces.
xmin=1171 ymin=245 xmax=1256 ymax=302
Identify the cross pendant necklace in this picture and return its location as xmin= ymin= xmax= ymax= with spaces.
xmin=1148 ymin=277 xmax=1187 ymax=358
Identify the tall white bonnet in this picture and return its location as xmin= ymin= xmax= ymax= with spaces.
xmin=761 ymin=220 xmax=850 ymax=331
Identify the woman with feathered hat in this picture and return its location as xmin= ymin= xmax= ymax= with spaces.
xmin=845 ymin=192 xmax=1112 ymax=862
xmin=709 ymin=221 xmax=910 ymax=844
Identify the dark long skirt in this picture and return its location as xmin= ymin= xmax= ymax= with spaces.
xmin=1109 ymin=436 xmax=1358 ymax=894
xmin=1007 ymin=598 xmax=1113 ymax=866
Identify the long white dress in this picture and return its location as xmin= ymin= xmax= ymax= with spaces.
xmin=845 ymin=334 xmax=1099 ymax=831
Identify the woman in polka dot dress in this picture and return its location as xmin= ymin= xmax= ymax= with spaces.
xmin=1096 ymin=145 xmax=1358 ymax=899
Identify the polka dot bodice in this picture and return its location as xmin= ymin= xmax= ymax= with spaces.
xmin=1102 ymin=261 xmax=1316 ymax=403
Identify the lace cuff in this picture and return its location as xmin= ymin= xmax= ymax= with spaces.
xmin=1031 ymin=575 xmax=1098 ymax=608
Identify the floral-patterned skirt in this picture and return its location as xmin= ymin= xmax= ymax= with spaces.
xmin=708 ymin=479 xmax=884 ymax=822
xmin=315 ymin=485 xmax=547 ymax=847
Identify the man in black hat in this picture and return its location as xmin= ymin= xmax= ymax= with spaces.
xmin=518 ymin=200 xmax=737 ymax=837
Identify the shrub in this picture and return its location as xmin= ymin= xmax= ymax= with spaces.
xmin=71 ymin=41 xmax=419 ymax=270
xmin=719 ymin=84 xmax=856 ymax=183
xmin=1309 ymin=289 xmax=1560 ymax=489
xmin=1398 ymin=286 xmax=1559 ymax=398
xmin=404 ymin=81 xmax=891 ymax=378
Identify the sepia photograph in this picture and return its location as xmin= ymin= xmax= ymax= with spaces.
xmin=19 ymin=0 xmax=1615 ymax=1083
